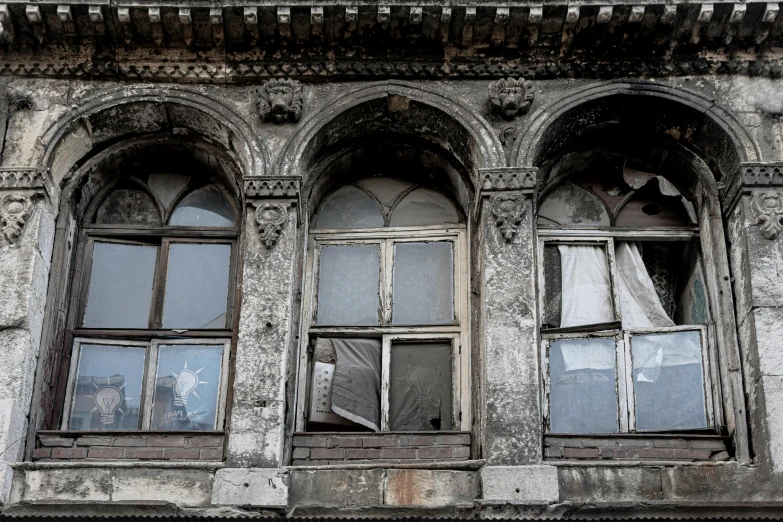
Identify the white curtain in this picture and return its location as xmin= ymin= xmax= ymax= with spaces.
xmin=615 ymin=242 xmax=674 ymax=329
xmin=558 ymin=245 xmax=614 ymax=328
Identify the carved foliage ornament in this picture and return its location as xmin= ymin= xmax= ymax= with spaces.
xmin=488 ymin=77 xmax=535 ymax=120
xmin=253 ymin=202 xmax=289 ymax=248
xmin=753 ymin=190 xmax=783 ymax=240
xmin=255 ymin=78 xmax=304 ymax=124
xmin=490 ymin=194 xmax=525 ymax=243
xmin=0 ymin=193 xmax=33 ymax=244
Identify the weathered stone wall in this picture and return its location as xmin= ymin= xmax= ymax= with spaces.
xmin=0 ymin=75 xmax=782 ymax=518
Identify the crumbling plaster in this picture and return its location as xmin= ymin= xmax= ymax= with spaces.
xmin=0 ymin=75 xmax=782 ymax=517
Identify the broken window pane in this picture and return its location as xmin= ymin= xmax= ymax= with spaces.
xmin=95 ymin=187 xmax=160 ymax=225
xmin=316 ymin=245 xmax=380 ymax=325
xmin=147 ymin=173 xmax=191 ymax=210
xmin=162 ymin=243 xmax=231 ymax=329
xmin=543 ymin=245 xmax=562 ymax=328
xmin=68 ymin=344 xmax=146 ymax=430
xmin=390 ymin=342 xmax=453 ymax=431
xmin=389 ymin=188 xmax=460 ymax=227
xmin=150 ymin=344 xmax=224 ymax=430
xmin=392 ymin=241 xmax=454 ymax=325
xmin=314 ymin=185 xmax=384 ymax=229
xmin=538 ymin=184 xmax=611 ymax=227
xmin=549 ymin=339 xmax=619 ymax=433
xmin=169 ymin=186 xmax=235 ymax=227
xmin=631 ymin=331 xmax=707 ymax=431
xmin=82 ymin=242 xmax=158 ymax=328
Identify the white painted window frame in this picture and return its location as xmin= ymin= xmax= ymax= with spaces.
xmin=537 ymin=230 xmax=717 ymax=434
xmin=296 ymin=225 xmax=471 ymax=432
xmin=62 ymin=337 xmax=231 ymax=431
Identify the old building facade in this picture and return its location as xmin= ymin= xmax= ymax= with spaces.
xmin=0 ymin=0 xmax=783 ymax=516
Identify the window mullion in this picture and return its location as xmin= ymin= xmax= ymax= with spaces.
xmin=150 ymin=239 xmax=171 ymax=330
xmin=381 ymin=239 xmax=393 ymax=325
xmin=606 ymin=238 xmax=622 ymax=325
xmin=618 ymin=333 xmax=632 ymax=433
xmin=141 ymin=340 xmax=160 ymax=430
xmin=380 ymin=335 xmax=391 ymax=431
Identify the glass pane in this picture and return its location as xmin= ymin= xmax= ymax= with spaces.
xmin=538 ymin=184 xmax=611 ymax=226
xmin=316 ymin=245 xmax=380 ymax=326
xmin=549 ymin=339 xmax=619 ymax=433
xmin=392 ymin=242 xmax=454 ymax=325
xmin=147 ymin=173 xmax=191 ymax=210
xmin=68 ymin=344 xmax=146 ymax=430
xmin=543 ymin=245 xmax=562 ymax=328
xmin=169 ymin=186 xmax=235 ymax=227
xmin=390 ymin=342 xmax=453 ymax=431
xmin=95 ymin=187 xmax=160 ymax=225
xmin=389 ymin=188 xmax=460 ymax=227
xmin=162 ymin=243 xmax=231 ymax=329
xmin=631 ymin=331 xmax=708 ymax=431
xmin=355 ymin=177 xmax=413 ymax=210
xmin=150 ymin=344 xmax=224 ymax=430
xmin=82 ymin=242 xmax=157 ymax=328
xmin=313 ymin=186 xmax=384 ymax=229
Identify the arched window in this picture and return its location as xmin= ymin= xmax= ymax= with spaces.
xmin=537 ymin=164 xmax=715 ymax=434
xmin=61 ymin=173 xmax=237 ymax=432
xmin=297 ymin=176 xmax=469 ymax=433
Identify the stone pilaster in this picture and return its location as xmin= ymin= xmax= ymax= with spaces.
xmin=724 ymin=162 xmax=783 ymax=473
xmin=0 ymin=168 xmax=55 ymax=503
xmin=477 ymin=167 xmax=542 ymax=465
xmin=225 ymin=176 xmax=301 ymax=467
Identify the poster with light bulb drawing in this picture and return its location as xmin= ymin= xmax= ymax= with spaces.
xmin=151 ymin=345 xmax=223 ymax=430
xmin=69 ymin=344 xmax=146 ymax=430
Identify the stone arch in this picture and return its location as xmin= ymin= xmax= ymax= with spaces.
xmin=513 ymin=80 xmax=759 ymax=187
xmin=278 ymin=80 xmax=506 ymax=217
xmin=39 ymin=86 xmax=269 ymax=189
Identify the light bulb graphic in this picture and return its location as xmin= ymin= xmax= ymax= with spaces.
xmin=93 ymin=386 xmax=123 ymax=425
xmin=406 ymin=365 xmax=441 ymax=398
xmin=171 ymin=361 xmax=207 ymax=406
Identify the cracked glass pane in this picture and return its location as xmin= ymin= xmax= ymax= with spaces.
xmin=631 ymin=331 xmax=707 ymax=431
xmin=316 ymin=244 xmax=380 ymax=326
xmin=549 ymin=338 xmax=619 ymax=433
xmin=150 ymin=344 xmax=224 ymax=430
xmin=82 ymin=242 xmax=158 ymax=328
xmin=169 ymin=185 xmax=235 ymax=227
xmin=162 ymin=243 xmax=231 ymax=329
xmin=390 ymin=342 xmax=453 ymax=431
xmin=69 ymin=344 xmax=146 ymax=430
xmin=392 ymin=241 xmax=454 ymax=325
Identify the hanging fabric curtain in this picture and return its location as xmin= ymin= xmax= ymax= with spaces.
xmin=615 ymin=242 xmax=675 ymax=329
xmin=330 ymin=338 xmax=382 ymax=431
xmin=558 ymin=245 xmax=615 ymax=328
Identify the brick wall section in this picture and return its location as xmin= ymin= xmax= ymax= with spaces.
xmin=34 ymin=431 xmax=224 ymax=461
xmin=544 ymin=435 xmax=731 ymax=461
xmin=292 ymin=432 xmax=470 ymax=466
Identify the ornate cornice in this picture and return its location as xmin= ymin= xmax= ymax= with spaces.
xmin=477 ymin=167 xmax=536 ymax=243
xmin=244 ymin=177 xmax=301 ymax=247
xmin=244 ymin=176 xmax=300 ymax=199
xmin=0 ymin=168 xmax=53 ymax=194
xmin=722 ymin=162 xmax=783 ymax=218
xmin=479 ymin=167 xmax=538 ymax=193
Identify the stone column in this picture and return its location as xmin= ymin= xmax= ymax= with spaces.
xmin=477 ymin=168 xmax=542 ymax=465
xmin=725 ymin=163 xmax=783 ymax=473
xmin=0 ymin=168 xmax=55 ymax=504
xmin=225 ymin=177 xmax=301 ymax=469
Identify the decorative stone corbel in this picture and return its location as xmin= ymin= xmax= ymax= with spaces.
xmin=0 ymin=168 xmax=54 ymax=245
xmin=488 ymin=77 xmax=535 ymax=120
xmin=752 ymin=190 xmax=783 ymax=240
xmin=244 ymin=176 xmax=301 ymax=250
xmin=478 ymin=167 xmax=537 ymax=243
xmin=254 ymin=78 xmax=304 ymax=124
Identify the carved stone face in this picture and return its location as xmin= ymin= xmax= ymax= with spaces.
xmin=268 ymin=86 xmax=294 ymax=119
xmin=498 ymin=86 xmax=524 ymax=117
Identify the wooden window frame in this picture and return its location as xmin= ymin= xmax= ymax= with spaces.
xmin=537 ymin=229 xmax=720 ymax=435
xmin=296 ymin=225 xmax=471 ymax=432
xmin=61 ymin=337 xmax=231 ymax=431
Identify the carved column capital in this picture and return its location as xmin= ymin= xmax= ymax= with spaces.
xmin=244 ymin=176 xmax=301 ymax=249
xmin=477 ymin=167 xmax=537 ymax=243
xmin=0 ymin=167 xmax=54 ymax=245
xmin=752 ymin=190 xmax=783 ymax=240
xmin=721 ymin=162 xmax=783 ymax=219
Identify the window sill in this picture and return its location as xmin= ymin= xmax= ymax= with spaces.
xmin=544 ymin=433 xmax=730 ymax=462
xmin=288 ymin=459 xmax=485 ymax=471
xmin=15 ymin=460 xmax=226 ymax=470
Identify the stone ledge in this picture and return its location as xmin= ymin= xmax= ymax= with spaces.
xmin=481 ymin=465 xmax=559 ymax=503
